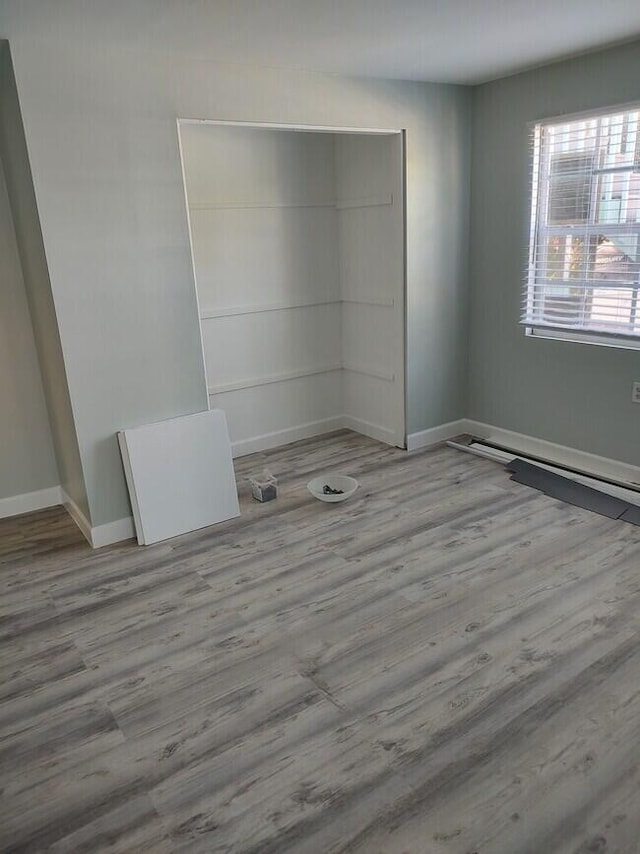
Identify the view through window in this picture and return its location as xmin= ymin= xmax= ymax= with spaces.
xmin=524 ymin=106 xmax=640 ymax=346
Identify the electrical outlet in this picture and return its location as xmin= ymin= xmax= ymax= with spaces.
xmin=633 ymin=382 xmax=640 ymax=404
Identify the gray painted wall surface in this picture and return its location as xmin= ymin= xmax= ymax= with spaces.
xmin=469 ymin=40 xmax=640 ymax=466
xmin=0 ymin=153 xmax=58 ymax=500
xmin=0 ymin=42 xmax=88 ymax=515
xmin=1 ymin=7 xmax=471 ymax=527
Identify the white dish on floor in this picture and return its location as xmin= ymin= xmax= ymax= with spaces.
xmin=307 ymin=475 xmax=359 ymax=503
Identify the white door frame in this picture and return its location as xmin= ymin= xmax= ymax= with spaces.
xmin=177 ymin=117 xmax=407 ymax=449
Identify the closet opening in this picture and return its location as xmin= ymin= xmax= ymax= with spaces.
xmin=177 ymin=119 xmax=406 ymax=457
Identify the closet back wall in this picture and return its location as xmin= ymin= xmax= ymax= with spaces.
xmin=180 ymin=124 xmax=342 ymax=454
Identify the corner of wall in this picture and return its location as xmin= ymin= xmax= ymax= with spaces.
xmin=0 ymin=40 xmax=92 ymax=525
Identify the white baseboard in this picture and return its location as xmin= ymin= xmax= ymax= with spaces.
xmin=61 ymin=489 xmax=93 ymax=546
xmin=91 ymin=516 xmax=135 ymax=549
xmin=0 ymin=485 xmax=62 ymax=519
xmin=61 ymin=488 xmax=135 ymax=548
xmin=231 ymin=417 xmax=346 ymax=458
xmin=465 ymin=420 xmax=640 ymax=490
xmin=342 ymin=415 xmax=399 ymax=446
xmin=232 ymin=414 xmax=402 ymax=457
xmin=406 ymin=419 xmax=471 ymax=452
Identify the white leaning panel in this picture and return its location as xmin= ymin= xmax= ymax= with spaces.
xmin=118 ymin=409 xmax=239 ymax=545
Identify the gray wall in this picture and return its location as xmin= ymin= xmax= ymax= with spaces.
xmin=1 ymin=6 xmax=471 ymax=528
xmin=0 ymin=42 xmax=88 ymax=514
xmin=0 ymin=151 xmax=58 ymax=500
xmin=469 ymin=40 xmax=640 ymax=466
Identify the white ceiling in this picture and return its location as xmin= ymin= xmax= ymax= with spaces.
xmin=3 ymin=0 xmax=640 ymax=84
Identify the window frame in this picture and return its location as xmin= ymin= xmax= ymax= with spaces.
xmin=524 ymin=102 xmax=640 ymax=350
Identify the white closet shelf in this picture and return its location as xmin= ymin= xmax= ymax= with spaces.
xmin=208 ymin=364 xmax=342 ymax=395
xmin=189 ymin=193 xmax=392 ymax=212
xmin=342 ymin=362 xmax=396 ymax=382
xmin=201 ymin=296 xmax=393 ymax=319
xmin=342 ymin=296 xmax=394 ymax=307
xmin=208 ymin=362 xmax=394 ymax=395
xmin=189 ymin=200 xmax=336 ymax=210
xmin=201 ymin=298 xmax=340 ymax=319
xmin=335 ymin=193 xmax=393 ymax=210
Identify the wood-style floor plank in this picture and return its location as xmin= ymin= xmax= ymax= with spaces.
xmin=1 ymin=430 xmax=640 ymax=853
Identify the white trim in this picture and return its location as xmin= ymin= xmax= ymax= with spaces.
xmin=0 ymin=485 xmax=61 ymax=519
xmin=342 ymin=415 xmax=398 ymax=446
xmin=178 ymin=118 xmax=402 ymax=136
xmin=406 ymin=419 xmax=471 ymax=452
xmin=90 ymin=516 xmax=136 ymax=549
xmin=61 ymin=486 xmax=141 ymax=550
xmin=61 ymin=489 xmax=93 ymax=546
xmin=231 ymin=417 xmax=346 ymax=458
xmin=231 ymin=415 xmax=401 ymax=457
xmin=465 ymin=420 xmax=640 ymax=489
xmin=525 ymin=326 xmax=640 ymax=351
xmin=0 ymin=486 xmax=133 ymax=548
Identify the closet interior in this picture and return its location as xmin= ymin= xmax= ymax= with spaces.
xmin=179 ymin=121 xmax=406 ymax=456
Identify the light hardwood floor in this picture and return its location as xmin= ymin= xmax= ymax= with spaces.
xmin=2 ymin=430 xmax=640 ymax=854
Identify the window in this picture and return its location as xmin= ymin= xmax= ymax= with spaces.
xmin=524 ymin=106 xmax=640 ymax=348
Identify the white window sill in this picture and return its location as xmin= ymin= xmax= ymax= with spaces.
xmin=524 ymin=326 xmax=640 ymax=351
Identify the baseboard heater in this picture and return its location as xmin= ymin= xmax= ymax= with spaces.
xmin=447 ymin=435 xmax=640 ymax=526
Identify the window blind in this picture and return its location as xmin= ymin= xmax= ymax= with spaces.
xmin=524 ymin=106 xmax=640 ymax=345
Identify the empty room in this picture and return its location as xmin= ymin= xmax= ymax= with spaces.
xmin=1 ymin=2 xmax=640 ymax=852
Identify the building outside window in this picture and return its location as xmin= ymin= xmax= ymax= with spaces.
xmin=524 ymin=106 xmax=640 ymax=347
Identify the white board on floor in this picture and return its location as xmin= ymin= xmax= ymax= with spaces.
xmin=118 ymin=409 xmax=239 ymax=545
